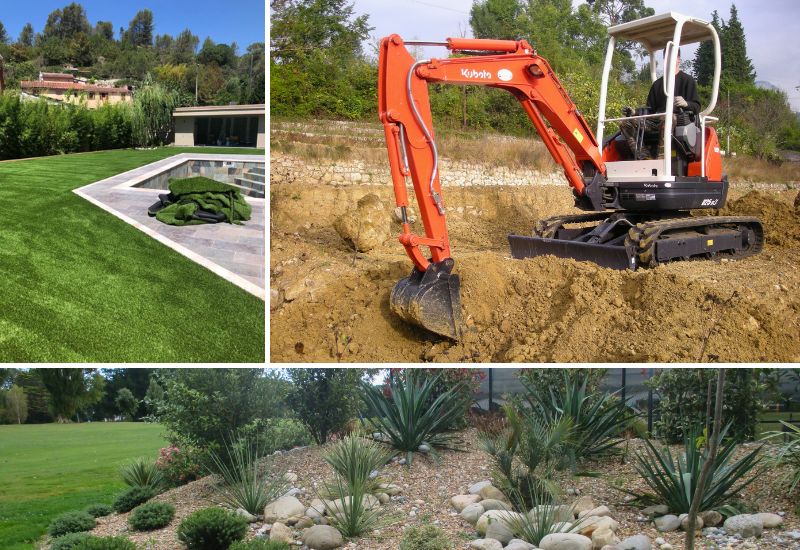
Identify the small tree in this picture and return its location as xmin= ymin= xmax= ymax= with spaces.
xmin=131 ymin=77 xmax=180 ymax=147
xmin=115 ymin=388 xmax=139 ymax=421
xmin=5 ymin=385 xmax=28 ymax=424
xmin=287 ymin=369 xmax=364 ymax=444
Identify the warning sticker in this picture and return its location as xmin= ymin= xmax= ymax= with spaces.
xmin=572 ymin=128 xmax=583 ymax=143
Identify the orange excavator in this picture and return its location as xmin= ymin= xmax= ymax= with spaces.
xmin=378 ymin=12 xmax=763 ymax=339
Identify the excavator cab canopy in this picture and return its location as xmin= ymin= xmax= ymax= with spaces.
xmin=597 ymin=12 xmax=721 ymax=181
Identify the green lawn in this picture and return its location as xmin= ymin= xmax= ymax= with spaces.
xmin=0 ymin=147 xmax=265 ymax=361
xmin=0 ymin=422 xmax=167 ymax=550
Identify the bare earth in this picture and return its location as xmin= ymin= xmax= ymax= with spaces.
xmin=270 ymin=174 xmax=800 ymax=362
xmin=86 ymin=429 xmax=799 ymax=549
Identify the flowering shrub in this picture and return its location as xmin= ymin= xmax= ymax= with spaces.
xmin=155 ymin=445 xmax=203 ymax=487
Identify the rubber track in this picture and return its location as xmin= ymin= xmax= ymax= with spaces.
xmin=626 ymin=215 xmax=764 ymax=267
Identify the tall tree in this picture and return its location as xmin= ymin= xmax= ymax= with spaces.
xmin=115 ymin=388 xmax=138 ymax=420
xmin=693 ymin=10 xmax=720 ymax=86
xmin=17 ymin=23 xmax=34 ymax=47
xmin=39 ymin=369 xmax=104 ymax=423
xmin=172 ymin=28 xmax=199 ymax=64
xmin=5 ymin=385 xmax=28 ymax=424
xmin=721 ymin=4 xmax=755 ymax=85
xmin=0 ymin=21 xmax=9 ymax=44
xmin=470 ymin=0 xmax=524 ymax=40
xmin=127 ymin=9 xmax=154 ymax=47
xmin=43 ymin=3 xmax=91 ymax=40
xmin=94 ymin=20 xmax=114 ymax=41
xmin=13 ymin=371 xmax=52 ymax=423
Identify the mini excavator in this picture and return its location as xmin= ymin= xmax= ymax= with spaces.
xmin=378 ymin=12 xmax=763 ymax=339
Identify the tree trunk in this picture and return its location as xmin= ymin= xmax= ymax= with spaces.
xmin=686 ymin=368 xmax=726 ymax=550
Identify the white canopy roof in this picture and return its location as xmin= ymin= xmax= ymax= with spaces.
xmin=608 ymin=12 xmax=714 ymax=51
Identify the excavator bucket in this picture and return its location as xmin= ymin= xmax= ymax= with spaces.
xmin=508 ymin=234 xmax=636 ymax=270
xmin=389 ymin=259 xmax=463 ymax=340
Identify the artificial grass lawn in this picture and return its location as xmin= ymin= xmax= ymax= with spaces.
xmin=0 ymin=147 xmax=265 ymax=361
xmin=0 ymin=422 xmax=167 ymax=550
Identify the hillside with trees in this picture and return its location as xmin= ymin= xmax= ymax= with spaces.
xmin=270 ymin=0 xmax=800 ymax=160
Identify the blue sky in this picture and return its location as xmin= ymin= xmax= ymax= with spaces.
xmin=1 ymin=0 xmax=265 ymax=49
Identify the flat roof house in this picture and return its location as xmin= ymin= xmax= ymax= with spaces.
xmin=20 ymin=72 xmax=132 ymax=109
xmin=173 ymin=104 xmax=265 ymax=148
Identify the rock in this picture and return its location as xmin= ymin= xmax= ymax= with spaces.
xmin=461 ymin=503 xmax=486 ymax=524
xmin=375 ymin=492 xmax=390 ymax=505
xmin=641 ymin=505 xmax=669 ymax=518
xmin=572 ymin=496 xmax=596 ymax=516
xmin=295 ymin=516 xmax=314 ymax=529
xmin=654 ymin=515 xmax=681 ymax=532
xmin=591 ymin=526 xmax=618 ymax=549
xmin=723 ymin=514 xmax=763 ymax=538
xmin=479 ymin=485 xmax=509 ymax=502
xmin=679 ymin=514 xmax=702 ymax=531
xmin=699 ymin=510 xmax=723 ymax=527
xmin=282 ymin=279 xmax=307 ymax=302
xmin=505 ymin=540 xmax=537 ymax=550
xmin=577 ymin=516 xmax=618 ymax=537
xmin=469 ymin=539 xmax=504 ymax=550
xmin=306 ymin=507 xmax=323 ymax=521
xmin=264 ymin=496 xmax=306 ymax=523
xmin=451 ymin=494 xmax=483 ymax=512
xmin=480 ymin=499 xmax=511 ymax=512
xmin=754 ymin=512 xmax=783 ymax=528
xmin=539 ymin=533 xmax=592 ymax=550
xmin=469 ymin=480 xmax=494 ymax=495
xmin=578 ymin=506 xmax=611 ymax=519
xmin=235 ymin=508 xmax=257 ymax=522
xmin=476 ymin=510 xmax=520 ymax=536
xmin=615 ymin=534 xmax=651 ymax=550
xmin=660 ymin=545 xmax=673 ymax=550
xmin=418 ymin=444 xmax=431 ymax=453
xmin=284 ymin=472 xmax=299 ymax=483
xmin=485 ymin=518 xmax=515 ymax=544
xmin=333 ymin=193 xmax=390 ymax=252
xmin=531 ymin=504 xmax=574 ymax=523
xmin=380 ymin=483 xmax=402 ymax=496
xmin=269 ymin=522 xmax=294 ymax=543
xmin=362 ymin=494 xmax=380 ymax=510
xmin=302 ymin=524 xmax=344 ymax=550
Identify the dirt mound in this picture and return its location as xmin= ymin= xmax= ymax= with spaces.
xmin=722 ymin=190 xmax=800 ymax=247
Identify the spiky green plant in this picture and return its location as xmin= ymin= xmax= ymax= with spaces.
xmin=323 ymin=435 xmax=391 ymax=494
xmin=498 ymin=485 xmax=584 ymax=546
xmin=208 ymin=435 xmax=289 ymax=515
xmin=322 ymin=474 xmax=381 ymax=538
xmin=120 ymin=457 xmax=163 ymax=490
xmin=629 ymin=424 xmax=762 ymax=513
xmin=360 ymin=372 xmax=468 ymax=465
xmin=762 ymin=421 xmax=800 ymax=493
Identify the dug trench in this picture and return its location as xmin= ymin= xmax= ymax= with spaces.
xmin=270 ymin=182 xmax=800 ymax=363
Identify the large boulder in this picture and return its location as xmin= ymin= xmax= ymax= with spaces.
xmin=479 ymin=485 xmax=509 ymax=502
xmin=578 ymin=506 xmax=611 ymax=519
xmin=469 ymin=480 xmax=494 ymax=495
xmin=469 ymin=539 xmax=504 ymax=550
xmin=461 ymin=503 xmax=485 ymax=525
xmin=754 ymin=512 xmax=784 ymax=529
xmin=723 ymin=514 xmax=763 ymax=538
xmin=505 ymin=540 xmax=537 ymax=550
xmin=264 ymin=496 xmax=305 ymax=523
xmin=641 ymin=505 xmax=669 ymax=519
xmin=333 ymin=193 xmax=390 ymax=252
xmin=654 ymin=514 xmax=680 ymax=532
xmin=615 ymin=534 xmax=651 ymax=550
xmin=302 ymin=524 xmax=344 ymax=550
xmin=577 ymin=516 xmax=618 ymax=537
xmin=485 ymin=518 xmax=514 ymax=544
xmin=539 ymin=533 xmax=592 ymax=550
xmin=476 ymin=510 xmax=520 ymax=536
xmin=269 ymin=522 xmax=294 ymax=543
xmin=481 ymin=499 xmax=511 ymax=512
xmin=452 ymin=494 xmax=483 ymax=512
xmin=591 ymin=526 xmax=618 ymax=549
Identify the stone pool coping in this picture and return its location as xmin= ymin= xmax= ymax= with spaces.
xmin=73 ymin=153 xmax=265 ymax=300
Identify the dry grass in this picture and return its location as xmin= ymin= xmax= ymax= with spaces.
xmin=723 ymin=155 xmax=800 ymax=186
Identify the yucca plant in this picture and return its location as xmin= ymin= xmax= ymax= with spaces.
xmin=479 ymin=404 xmax=573 ymax=511
xmin=762 ymin=421 xmax=800 ymax=493
xmin=120 ymin=457 xmax=163 ymax=490
xmin=498 ymin=485 xmax=585 ymax=546
xmin=522 ymin=373 xmax=634 ymax=462
xmin=360 ymin=372 xmax=468 ymax=465
xmin=629 ymin=424 xmax=762 ymax=513
xmin=323 ymin=435 xmax=392 ymax=494
xmin=208 ymin=435 xmax=289 ymax=515
xmin=322 ymin=474 xmax=381 ymax=538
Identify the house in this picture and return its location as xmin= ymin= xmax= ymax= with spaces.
xmin=20 ymin=72 xmax=132 ymax=109
xmin=172 ymin=104 xmax=265 ymax=148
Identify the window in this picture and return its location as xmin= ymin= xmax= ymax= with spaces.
xmin=88 ymin=92 xmax=95 ymax=99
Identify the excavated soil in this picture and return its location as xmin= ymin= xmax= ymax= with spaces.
xmin=270 ymin=182 xmax=800 ymax=363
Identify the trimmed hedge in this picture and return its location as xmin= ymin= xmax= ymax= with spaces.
xmin=177 ymin=507 xmax=248 ymax=550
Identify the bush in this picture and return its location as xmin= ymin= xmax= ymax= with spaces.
xmin=50 ymin=534 xmax=138 ymax=550
xmin=113 ymin=486 xmax=158 ymax=513
xmin=128 ymin=501 xmax=175 ymax=531
xmin=287 ymin=368 xmax=365 ymax=444
xmin=323 ymin=435 xmax=391 ymax=493
xmin=47 ymin=511 xmax=96 ymax=537
xmin=230 ymin=541 xmax=290 ymax=550
xmin=238 ymin=417 xmax=313 ymax=456
xmin=121 ymin=457 xmax=163 ymax=490
xmin=83 ymin=503 xmax=112 ymax=518
xmin=177 ymin=507 xmax=248 ymax=550
xmin=399 ymin=524 xmax=453 ymax=550
xmin=762 ymin=421 xmax=800 ymax=493
xmin=498 ymin=494 xmax=585 ymax=546
xmin=361 ymin=371 xmax=468 ymax=465
xmin=155 ymin=444 xmax=204 ymax=487
xmin=630 ymin=424 xmax=762 ymax=513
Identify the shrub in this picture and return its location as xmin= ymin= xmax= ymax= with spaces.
xmin=208 ymin=434 xmax=289 ymax=515
xmin=360 ymin=371 xmax=468 ymax=464
xmin=762 ymin=421 xmax=800 ymax=493
xmin=177 ymin=507 xmax=248 ymax=550
xmin=517 ymin=368 xmax=608 ymax=397
xmin=51 ymin=534 xmax=138 ymax=550
xmin=48 ymin=511 xmax=96 ymax=537
xmin=120 ymin=457 xmax=163 ymax=490
xmin=113 ymin=486 xmax=158 ymax=513
xmin=83 ymin=503 xmax=112 ymax=518
xmin=128 ymin=501 xmax=175 ymax=531
xmin=498 ymin=489 xmax=585 ymax=546
xmin=287 ymin=368 xmax=365 ymax=444
xmin=323 ymin=474 xmax=381 ymax=538
xmin=230 ymin=541 xmax=290 ymax=550
xmin=399 ymin=524 xmax=453 ymax=550
xmin=237 ymin=417 xmax=313 ymax=456
xmin=155 ymin=444 xmax=204 ymax=487
xmin=323 ymin=435 xmax=391 ymax=493
xmin=629 ymin=424 xmax=762 ymax=513
xmin=131 ymin=78 xmax=181 ymax=147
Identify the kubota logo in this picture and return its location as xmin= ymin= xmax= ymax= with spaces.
xmin=460 ymin=68 xmax=492 ymax=79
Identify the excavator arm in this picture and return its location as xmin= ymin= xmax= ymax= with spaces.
xmin=378 ymin=35 xmax=606 ymax=338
